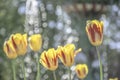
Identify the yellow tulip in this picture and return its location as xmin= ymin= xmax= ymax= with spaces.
xmin=75 ymin=64 xmax=88 ymax=79
xmin=86 ymin=20 xmax=103 ymax=46
xmin=10 ymin=33 xmax=28 ymax=55
xmin=109 ymin=78 xmax=118 ymax=80
xmin=3 ymin=40 xmax=17 ymax=59
xmin=57 ymin=44 xmax=81 ymax=67
xmin=40 ymin=48 xmax=58 ymax=70
xmin=29 ymin=34 xmax=42 ymax=52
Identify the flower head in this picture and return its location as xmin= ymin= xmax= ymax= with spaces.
xmin=75 ymin=64 xmax=88 ymax=79
xmin=57 ymin=44 xmax=81 ymax=67
xmin=29 ymin=34 xmax=42 ymax=52
xmin=109 ymin=78 xmax=118 ymax=80
xmin=10 ymin=33 xmax=28 ymax=55
xmin=3 ymin=40 xmax=17 ymax=59
xmin=86 ymin=20 xmax=103 ymax=46
xmin=40 ymin=48 xmax=58 ymax=71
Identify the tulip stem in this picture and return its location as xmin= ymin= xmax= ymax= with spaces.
xmin=12 ymin=59 xmax=16 ymax=80
xmin=36 ymin=53 xmax=40 ymax=80
xmin=22 ymin=57 xmax=26 ymax=80
xmin=53 ymin=71 xmax=57 ymax=80
xmin=96 ymin=46 xmax=103 ymax=80
xmin=68 ymin=67 xmax=71 ymax=80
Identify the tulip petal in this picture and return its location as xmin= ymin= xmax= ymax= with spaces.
xmin=40 ymin=48 xmax=58 ymax=71
xmin=29 ymin=34 xmax=42 ymax=52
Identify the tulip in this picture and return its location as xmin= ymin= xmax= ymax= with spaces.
xmin=40 ymin=48 xmax=58 ymax=70
xmin=75 ymin=64 xmax=88 ymax=79
xmin=3 ymin=40 xmax=17 ymax=59
xmin=86 ymin=20 xmax=104 ymax=80
xmin=10 ymin=33 xmax=28 ymax=55
xmin=28 ymin=34 xmax=42 ymax=52
xmin=10 ymin=33 xmax=28 ymax=80
xmin=4 ymin=40 xmax=17 ymax=80
xmin=86 ymin=20 xmax=103 ymax=46
xmin=29 ymin=34 xmax=42 ymax=80
xmin=57 ymin=44 xmax=81 ymax=67
xmin=109 ymin=78 xmax=118 ymax=80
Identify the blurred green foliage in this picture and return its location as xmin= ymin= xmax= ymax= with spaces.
xmin=0 ymin=0 xmax=25 ymax=80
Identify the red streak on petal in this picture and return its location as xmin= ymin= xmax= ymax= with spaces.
xmin=44 ymin=53 xmax=50 ymax=68
xmin=41 ymin=58 xmax=46 ymax=63
xmin=11 ymin=36 xmax=17 ymax=50
xmin=93 ymin=23 xmax=102 ymax=38
xmin=6 ymin=43 xmax=10 ymax=53
xmin=82 ymin=67 xmax=86 ymax=75
xmin=53 ymin=52 xmax=56 ymax=66
xmin=88 ymin=24 xmax=95 ymax=42
xmin=54 ymin=57 xmax=57 ymax=66
xmin=77 ymin=70 xmax=81 ymax=76
xmin=61 ymin=51 xmax=66 ymax=64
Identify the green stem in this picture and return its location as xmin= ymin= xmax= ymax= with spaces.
xmin=53 ymin=71 xmax=57 ymax=80
xmin=12 ymin=59 xmax=16 ymax=80
xmin=36 ymin=53 xmax=40 ymax=80
xmin=68 ymin=67 xmax=71 ymax=80
xmin=22 ymin=58 xmax=26 ymax=80
xmin=96 ymin=46 xmax=103 ymax=80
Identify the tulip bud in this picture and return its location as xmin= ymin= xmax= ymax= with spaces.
xmin=109 ymin=78 xmax=118 ymax=80
xmin=75 ymin=64 xmax=88 ymax=79
xmin=40 ymin=48 xmax=58 ymax=70
xmin=86 ymin=20 xmax=103 ymax=46
xmin=3 ymin=40 xmax=17 ymax=59
xmin=29 ymin=34 xmax=42 ymax=52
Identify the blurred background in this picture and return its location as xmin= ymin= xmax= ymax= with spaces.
xmin=0 ymin=0 xmax=120 ymax=80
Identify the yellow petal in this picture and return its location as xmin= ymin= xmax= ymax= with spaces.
xmin=75 ymin=48 xmax=82 ymax=56
xmin=29 ymin=34 xmax=42 ymax=52
xmin=12 ymin=33 xmax=22 ymax=45
xmin=19 ymin=34 xmax=28 ymax=55
xmin=23 ymin=34 xmax=27 ymax=47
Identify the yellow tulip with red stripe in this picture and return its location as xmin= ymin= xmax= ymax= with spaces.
xmin=75 ymin=64 xmax=88 ymax=79
xmin=10 ymin=33 xmax=28 ymax=55
xmin=57 ymin=44 xmax=81 ymax=67
xmin=29 ymin=34 xmax=42 ymax=52
xmin=86 ymin=20 xmax=103 ymax=46
xmin=3 ymin=40 xmax=17 ymax=59
xmin=40 ymin=48 xmax=58 ymax=71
